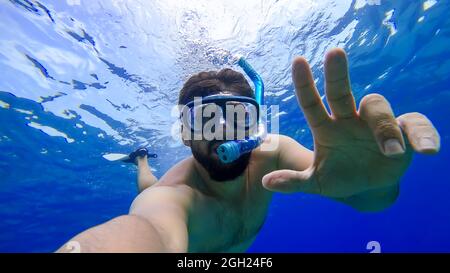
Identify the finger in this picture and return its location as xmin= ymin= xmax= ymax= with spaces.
xmin=359 ymin=93 xmax=406 ymax=157
xmin=324 ymin=48 xmax=357 ymax=119
xmin=292 ymin=57 xmax=331 ymax=129
xmin=262 ymin=168 xmax=319 ymax=194
xmin=397 ymin=112 xmax=440 ymax=154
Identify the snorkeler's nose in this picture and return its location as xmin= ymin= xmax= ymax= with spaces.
xmin=219 ymin=116 xmax=226 ymax=125
xmin=219 ymin=117 xmax=228 ymax=140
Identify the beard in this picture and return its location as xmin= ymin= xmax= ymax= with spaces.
xmin=191 ymin=141 xmax=251 ymax=182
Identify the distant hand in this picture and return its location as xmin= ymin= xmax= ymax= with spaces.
xmin=263 ymin=48 xmax=440 ymax=198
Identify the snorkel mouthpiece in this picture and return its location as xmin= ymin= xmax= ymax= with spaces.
xmin=217 ymin=141 xmax=240 ymax=164
xmin=217 ymin=56 xmax=265 ymax=164
xmin=217 ymin=136 xmax=263 ymax=164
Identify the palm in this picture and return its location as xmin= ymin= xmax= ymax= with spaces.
xmin=311 ymin=115 xmax=412 ymax=198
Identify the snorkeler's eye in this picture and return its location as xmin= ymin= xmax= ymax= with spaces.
xmin=225 ymin=102 xmax=257 ymax=130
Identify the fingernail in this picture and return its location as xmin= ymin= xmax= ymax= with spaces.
xmin=266 ymin=178 xmax=279 ymax=186
xmin=419 ymin=138 xmax=435 ymax=150
xmin=262 ymin=176 xmax=272 ymax=186
xmin=383 ymin=139 xmax=404 ymax=156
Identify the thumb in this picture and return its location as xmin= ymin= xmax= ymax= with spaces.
xmin=262 ymin=168 xmax=317 ymax=194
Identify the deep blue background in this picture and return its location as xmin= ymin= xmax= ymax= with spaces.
xmin=1 ymin=0 xmax=449 ymax=252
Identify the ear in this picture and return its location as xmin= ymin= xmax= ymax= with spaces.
xmin=180 ymin=124 xmax=192 ymax=147
xmin=183 ymin=139 xmax=191 ymax=147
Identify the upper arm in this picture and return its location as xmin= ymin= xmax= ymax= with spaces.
xmin=129 ymin=185 xmax=194 ymax=252
xmin=269 ymin=134 xmax=314 ymax=171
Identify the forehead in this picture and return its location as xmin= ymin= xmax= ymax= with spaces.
xmin=187 ymin=90 xmax=243 ymax=103
xmin=207 ymin=90 xmax=243 ymax=97
xmin=216 ymin=91 xmax=234 ymax=96
xmin=204 ymin=81 xmax=246 ymax=94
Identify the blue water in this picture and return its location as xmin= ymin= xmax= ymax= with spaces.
xmin=1 ymin=0 xmax=449 ymax=253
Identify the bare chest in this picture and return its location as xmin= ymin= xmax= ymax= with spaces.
xmin=187 ymin=188 xmax=272 ymax=252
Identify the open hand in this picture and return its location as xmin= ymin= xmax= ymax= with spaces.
xmin=263 ymin=48 xmax=440 ymax=199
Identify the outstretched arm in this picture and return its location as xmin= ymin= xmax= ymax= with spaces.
xmin=57 ymin=185 xmax=193 ymax=253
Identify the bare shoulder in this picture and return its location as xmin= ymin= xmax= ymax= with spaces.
xmin=251 ymin=133 xmax=296 ymax=164
xmin=130 ymin=184 xmax=196 ymax=215
xmin=251 ymin=133 xmax=312 ymax=172
xmin=265 ymin=133 xmax=304 ymax=146
xmin=157 ymin=157 xmax=199 ymax=187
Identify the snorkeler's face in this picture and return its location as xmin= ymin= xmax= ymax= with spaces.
xmin=185 ymin=91 xmax=253 ymax=182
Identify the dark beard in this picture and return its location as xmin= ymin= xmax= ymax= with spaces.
xmin=192 ymin=144 xmax=251 ymax=182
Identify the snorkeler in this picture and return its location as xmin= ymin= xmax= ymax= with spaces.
xmin=57 ymin=48 xmax=440 ymax=253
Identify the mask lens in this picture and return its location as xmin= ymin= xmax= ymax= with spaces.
xmin=225 ymin=101 xmax=258 ymax=131
xmin=181 ymin=96 xmax=259 ymax=138
xmin=189 ymin=103 xmax=223 ymax=132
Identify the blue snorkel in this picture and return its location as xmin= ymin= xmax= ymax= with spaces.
xmin=216 ymin=56 xmax=266 ymax=164
xmin=237 ymin=57 xmax=264 ymax=106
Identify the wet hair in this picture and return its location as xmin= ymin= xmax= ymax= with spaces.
xmin=178 ymin=68 xmax=254 ymax=105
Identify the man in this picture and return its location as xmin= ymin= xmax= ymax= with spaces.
xmin=57 ymin=48 xmax=440 ymax=253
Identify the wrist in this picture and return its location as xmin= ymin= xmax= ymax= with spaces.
xmin=336 ymin=183 xmax=400 ymax=213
